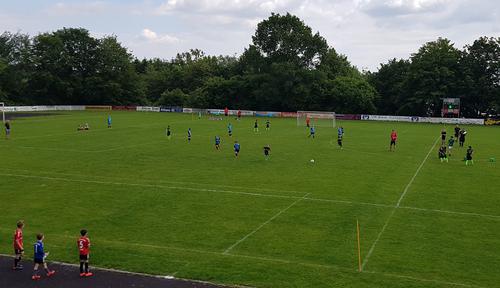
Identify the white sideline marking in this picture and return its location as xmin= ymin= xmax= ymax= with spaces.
xmin=0 ymin=254 xmax=245 ymax=288
xmin=223 ymin=193 xmax=310 ymax=254
xmin=16 ymin=140 xmax=167 ymax=153
xmin=362 ymin=270 xmax=484 ymax=288
xmin=0 ymin=234 xmax=485 ymax=288
xmin=1 ymin=171 xmax=500 ymax=221
xmin=0 ymin=167 xmax=305 ymax=195
xmin=399 ymin=206 xmax=500 ymax=220
xmin=361 ymin=137 xmax=440 ymax=271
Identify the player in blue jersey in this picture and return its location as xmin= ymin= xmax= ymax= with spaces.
xmin=337 ymin=126 xmax=344 ymax=148
xmin=187 ymin=128 xmax=192 ymax=143
xmin=234 ymin=141 xmax=240 ymax=157
xmin=308 ymin=126 xmax=315 ymax=138
xmin=32 ymin=233 xmax=55 ymax=280
xmin=215 ymin=136 xmax=221 ymax=150
xmin=107 ymin=115 xmax=112 ymax=128
xmin=228 ymin=123 xmax=233 ymax=137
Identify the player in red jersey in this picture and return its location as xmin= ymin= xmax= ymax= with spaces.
xmin=390 ymin=130 xmax=397 ymax=152
xmin=13 ymin=220 xmax=24 ymax=270
xmin=77 ymin=229 xmax=93 ymax=277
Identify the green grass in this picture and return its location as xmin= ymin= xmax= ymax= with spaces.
xmin=0 ymin=111 xmax=499 ymax=288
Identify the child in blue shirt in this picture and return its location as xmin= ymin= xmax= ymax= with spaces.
xmin=32 ymin=233 xmax=55 ymax=280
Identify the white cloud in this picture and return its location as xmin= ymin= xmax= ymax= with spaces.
xmin=48 ymin=1 xmax=109 ymax=15
xmin=141 ymin=28 xmax=180 ymax=44
xmin=3 ymin=0 xmax=500 ymax=70
xmin=357 ymin=0 xmax=451 ymax=17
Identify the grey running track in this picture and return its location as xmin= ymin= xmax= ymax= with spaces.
xmin=0 ymin=256 xmax=231 ymax=288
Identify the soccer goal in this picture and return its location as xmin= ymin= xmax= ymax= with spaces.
xmin=297 ymin=111 xmax=336 ymax=127
xmin=0 ymin=102 xmax=5 ymax=123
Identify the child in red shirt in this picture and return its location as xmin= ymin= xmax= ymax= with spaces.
xmin=77 ymin=229 xmax=93 ymax=277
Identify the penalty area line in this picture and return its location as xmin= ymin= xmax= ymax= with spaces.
xmin=361 ymin=136 xmax=440 ymax=271
xmin=223 ymin=193 xmax=310 ymax=254
xmin=1 ymin=171 xmax=500 ymax=221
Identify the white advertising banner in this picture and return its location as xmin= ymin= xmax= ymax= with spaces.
xmin=361 ymin=114 xmax=484 ymax=125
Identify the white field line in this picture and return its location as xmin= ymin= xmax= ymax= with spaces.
xmin=361 ymin=270 xmax=484 ymax=288
xmin=0 ymin=237 xmax=484 ymax=288
xmin=6 ymin=121 xmax=179 ymax=141
xmin=399 ymin=206 xmax=500 ymax=220
xmin=223 ymin=193 xmax=310 ymax=254
xmin=0 ymin=254 xmax=250 ymax=288
xmin=0 ymin=167 xmax=305 ymax=195
xmin=361 ymin=137 xmax=440 ymax=271
xmin=1 ymin=171 xmax=500 ymax=221
xmin=15 ymin=139 xmax=167 ymax=153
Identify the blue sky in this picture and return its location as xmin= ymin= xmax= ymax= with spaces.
xmin=1 ymin=0 xmax=499 ymax=71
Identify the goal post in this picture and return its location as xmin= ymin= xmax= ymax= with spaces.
xmin=297 ymin=111 xmax=336 ymax=127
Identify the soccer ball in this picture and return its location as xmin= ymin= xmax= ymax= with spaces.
xmin=310 ymin=159 xmax=315 ymax=163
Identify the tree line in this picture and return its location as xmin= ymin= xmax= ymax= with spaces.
xmin=0 ymin=13 xmax=498 ymax=117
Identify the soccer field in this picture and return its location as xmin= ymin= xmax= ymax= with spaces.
xmin=0 ymin=111 xmax=499 ymax=288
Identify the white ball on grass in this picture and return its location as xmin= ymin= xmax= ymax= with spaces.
xmin=310 ymin=159 xmax=315 ymax=163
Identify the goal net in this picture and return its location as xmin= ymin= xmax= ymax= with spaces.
xmin=297 ymin=111 xmax=336 ymax=127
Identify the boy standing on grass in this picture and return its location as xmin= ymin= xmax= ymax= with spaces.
xmin=337 ymin=127 xmax=344 ymax=149
xmin=78 ymin=229 xmax=93 ymax=277
xmin=13 ymin=220 xmax=24 ymax=270
xmin=234 ymin=141 xmax=240 ymax=157
xmin=32 ymin=233 xmax=55 ymax=280
xmin=5 ymin=120 xmax=11 ymax=139
xmin=459 ymin=129 xmax=467 ymax=147
xmin=166 ymin=126 xmax=171 ymax=140
xmin=466 ymin=146 xmax=474 ymax=166
xmin=254 ymin=120 xmax=259 ymax=132
xmin=306 ymin=117 xmax=310 ymax=128
xmin=266 ymin=119 xmax=270 ymax=131
xmin=441 ymin=128 xmax=447 ymax=146
xmin=438 ymin=146 xmax=449 ymax=163
xmin=308 ymin=126 xmax=315 ymax=138
xmin=389 ymin=130 xmax=397 ymax=151
xmin=448 ymin=136 xmax=455 ymax=156
xmin=215 ymin=136 xmax=221 ymax=150
xmin=228 ymin=123 xmax=233 ymax=137
xmin=107 ymin=115 xmax=112 ymax=128
xmin=263 ymin=145 xmax=271 ymax=160
xmin=187 ymin=128 xmax=192 ymax=143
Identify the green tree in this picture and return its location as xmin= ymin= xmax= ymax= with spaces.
xmin=461 ymin=37 xmax=500 ymax=116
xmin=324 ymin=76 xmax=377 ymax=114
xmin=318 ymin=48 xmax=359 ymax=79
xmin=0 ymin=32 xmax=32 ymax=104
xmin=252 ymin=13 xmax=328 ymax=68
xmin=368 ymin=58 xmax=411 ymax=115
xmin=407 ymin=38 xmax=462 ymax=116
xmin=158 ymin=88 xmax=188 ymax=106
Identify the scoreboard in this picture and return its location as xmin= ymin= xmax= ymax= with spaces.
xmin=441 ymin=98 xmax=460 ymax=117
